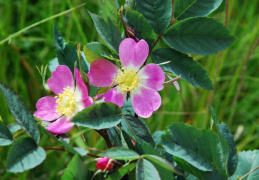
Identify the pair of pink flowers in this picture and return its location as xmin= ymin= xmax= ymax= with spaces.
xmin=34 ymin=38 xmax=165 ymax=134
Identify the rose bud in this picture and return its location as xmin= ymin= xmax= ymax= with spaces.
xmin=96 ymin=157 xmax=114 ymax=171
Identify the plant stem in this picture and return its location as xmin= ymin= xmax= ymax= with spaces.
xmin=239 ymin=166 xmax=259 ymax=180
xmin=0 ymin=3 xmax=86 ymax=45
xmin=96 ymin=129 xmax=113 ymax=148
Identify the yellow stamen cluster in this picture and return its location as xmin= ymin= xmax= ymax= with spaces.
xmin=55 ymin=86 xmax=76 ymax=117
xmin=116 ymin=67 xmax=140 ymax=93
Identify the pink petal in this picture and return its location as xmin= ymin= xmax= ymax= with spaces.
xmin=138 ymin=64 xmax=165 ymax=91
xmin=34 ymin=96 xmax=60 ymax=121
xmin=47 ymin=65 xmax=74 ymax=94
xmin=119 ymin=38 xmax=149 ymax=70
xmin=46 ymin=117 xmax=74 ymax=134
xmin=103 ymin=88 xmax=126 ymax=107
xmin=131 ymin=86 xmax=161 ymax=118
xmin=88 ymin=59 xmax=119 ymax=87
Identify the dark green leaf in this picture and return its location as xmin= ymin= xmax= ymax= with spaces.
xmin=107 ymin=163 xmax=136 ymax=180
xmin=163 ymin=17 xmax=236 ymax=55
xmin=121 ymin=115 xmax=155 ymax=145
xmin=71 ymin=102 xmax=123 ymax=130
xmin=0 ymin=121 xmax=13 ymax=146
xmin=0 ymin=83 xmax=40 ymax=143
xmin=88 ymin=11 xmax=122 ymax=53
xmin=152 ymin=131 xmax=166 ymax=145
xmin=38 ymin=125 xmax=60 ymax=144
xmin=175 ymin=0 xmax=223 ymax=20
xmin=135 ymin=0 xmax=172 ymax=34
xmin=152 ymin=48 xmax=213 ymax=90
xmin=7 ymin=122 xmax=21 ymax=134
xmin=107 ymin=127 xmax=123 ymax=147
xmin=53 ymin=26 xmax=89 ymax=73
xmin=136 ymin=158 xmax=161 ymax=180
xmin=102 ymin=147 xmax=139 ymax=160
xmin=210 ymin=107 xmax=238 ymax=176
xmin=125 ymin=9 xmax=156 ymax=48
xmin=61 ymin=154 xmax=88 ymax=180
xmin=143 ymin=155 xmax=180 ymax=175
xmin=161 ymin=123 xmax=228 ymax=179
xmin=6 ymin=137 xmax=46 ymax=172
xmin=122 ymin=98 xmax=134 ymax=115
xmin=229 ymin=150 xmax=259 ymax=180
xmin=174 ymin=0 xmax=196 ymax=19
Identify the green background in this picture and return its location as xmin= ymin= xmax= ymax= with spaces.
xmin=0 ymin=0 xmax=258 ymax=179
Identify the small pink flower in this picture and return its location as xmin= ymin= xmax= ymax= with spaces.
xmin=96 ymin=157 xmax=114 ymax=171
xmin=34 ymin=65 xmax=93 ymax=134
xmin=88 ymin=38 xmax=165 ymax=118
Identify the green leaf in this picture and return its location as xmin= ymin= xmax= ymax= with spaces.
xmin=83 ymin=42 xmax=116 ymax=64
xmin=143 ymin=155 xmax=180 ymax=174
xmin=100 ymin=0 xmax=118 ymax=26
xmin=53 ymin=26 xmax=89 ymax=73
xmin=135 ymin=0 xmax=172 ymax=34
xmin=106 ymin=163 xmax=136 ymax=180
xmin=136 ymin=158 xmax=161 ymax=180
xmin=71 ymin=102 xmax=123 ymax=130
xmin=210 ymin=107 xmax=238 ymax=176
xmin=102 ymin=147 xmax=140 ymax=160
xmin=61 ymin=154 xmax=88 ymax=180
xmin=163 ymin=17 xmax=236 ymax=55
xmin=175 ymin=0 xmax=223 ymax=20
xmin=7 ymin=122 xmax=21 ymax=134
xmin=107 ymin=127 xmax=123 ymax=147
xmin=174 ymin=0 xmax=196 ymax=19
xmin=6 ymin=137 xmax=46 ymax=172
xmin=152 ymin=48 xmax=213 ymax=90
xmin=161 ymin=123 xmax=228 ymax=179
xmin=122 ymin=115 xmax=155 ymax=145
xmin=229 ymin=150 xmax=259 ymax=180
xmin=38 ymin=125 xmax=60 ymax=145
xmin=0 ymin=121 xmax=13 ymax=146
xmin=125 ymin=9 xmax=156 ymax=48
xmin=0 ymin=83 xmax=40 ymax=143
xmin=88 ymin=11 xmax=122 ymax=53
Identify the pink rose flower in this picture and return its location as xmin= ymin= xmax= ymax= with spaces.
xmin=96 ymin=157 xmax=114 ymax=171
xmin=34 ymin=65 xmax=93 ymax=134
xmin=88 ymin=38 xmax=165 ymax=118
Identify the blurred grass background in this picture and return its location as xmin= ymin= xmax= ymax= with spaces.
xmin=0 ymin=0 xmax=258 ymax=179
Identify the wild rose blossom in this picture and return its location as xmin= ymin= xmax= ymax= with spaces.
xmin=34 ymin=65 xmax=93 ymax=134
xmin=96 ymin=157 xmax=114 ymax=171
xmin=88 ymin=38 xmax=165 ymax=118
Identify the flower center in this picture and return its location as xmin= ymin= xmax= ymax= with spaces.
xmin=55 ymin=86 xmax=76 ymax=117
xmin=116 ymin=67 xmax=140 ymax=93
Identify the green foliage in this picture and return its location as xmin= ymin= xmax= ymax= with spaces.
xmin=53 ymin=26 xmax=89 ymax=73
xmin=0 ymin=120 xmax=13 ymax=146
xmin=121 ymin=115 xmax=155 ymax=145
xmin=7 ymin=123 xmax=21 ymax=134
xmin=61 ymin=154 xmax=88 ymax=180
xmin=107 ymin=164 xmax=136 ymax=180
xmin=161 ymin=123 xmax=229 ymax=179
xmin=136 ymin=158 xmax=160 ymax=180
xmin=175 ymin=0 xmax=223 ymax=20
xmin=0 ymin=83 xmax=40 ymax=143
xmin=152 ymin=48 xmax=213 ymax=90
xmin=125 ymin=9 xmax=156 ymax=48
xmin=88 ymin=11 xmax=122 ymax=53
xmin=100 ymin=0 xmax=118 ymax=26
xmin=163 ymin=17 xmax=236 ymax=55
xmin=210 ymin=107 xmax=238 ymax=176
xmin=229 ymin=150 xmax=259 ymax=180
xmin=135 ymin=0 xmax=172 ymax=34
xmin=71 ymin=102 xmax=123 ymax=130
xmin=6 ymin=137 xmax=46 ymax=173
xmin=102 ymin=147 xmax=140 ymax=160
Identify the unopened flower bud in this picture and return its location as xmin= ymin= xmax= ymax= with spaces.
xmin=96 ymin=157 xmax=114 ymax=171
